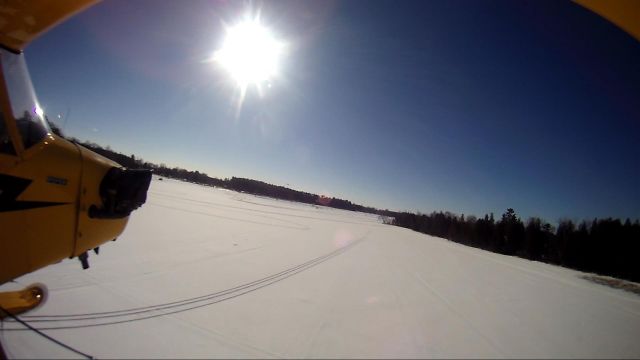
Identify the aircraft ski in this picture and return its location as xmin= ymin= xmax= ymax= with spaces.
xmin=0 ymin=283 xmax=48 ymax=319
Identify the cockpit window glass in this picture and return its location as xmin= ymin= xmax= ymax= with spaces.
xmin=0 ymin=48 xmax=49 ymax=149
xmin=0 ymin=110 xmax=16 ymax=155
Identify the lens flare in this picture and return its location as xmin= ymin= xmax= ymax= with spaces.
xmin=33 ymin=104 xmax=44 ymax=118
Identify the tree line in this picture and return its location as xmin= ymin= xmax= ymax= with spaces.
xmin=393 ymin=209 xmax=640 ymax=282
xmin=60 ymin=129 xmax=639 ymax=283
xmin=70 ymin=138 xmax=394 ymax=217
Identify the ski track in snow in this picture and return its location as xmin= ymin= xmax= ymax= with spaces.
xmin=2 ymin=176 xmax=640 ymax=359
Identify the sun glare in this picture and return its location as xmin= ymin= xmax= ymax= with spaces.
xmin=214 ymin=19 xmax=285 ymax=89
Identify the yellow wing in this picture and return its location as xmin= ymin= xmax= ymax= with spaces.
xmin=575 ymin=0 xmax=640 ymax=42
xmin=0 ymin=0 xmax=99 ymax=52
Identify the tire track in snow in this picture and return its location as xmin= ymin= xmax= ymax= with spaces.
xmin=148 ymin=202 xmax=310 ymax=230
xmin=373 ymin=235 xmax=507 ymax=357
xmin=400 ymin=235 xmax=574 ymax=356
xmin=233 ymin=196 xmax=380 ymax=223
xmin=7 ymin=236 xmax=368 ymax=330
xmin=412 ymin=272 xmax=507 ymax=358
xmin=163 ymin=312 xmax=286 ymax=359
xmin=152 ymin=192 xmax=385 ymax=226
xmin=370 ymin=236 xmax=504 ymax=357
xmin=437 ymin=238 xmax=640 ymax=317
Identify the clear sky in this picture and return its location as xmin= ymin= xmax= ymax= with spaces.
xmin=25 ymin=0 xmax=640 ymax=223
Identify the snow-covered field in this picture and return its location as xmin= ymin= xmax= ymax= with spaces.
xmin=2 ymin=177 xmax=640 ymax=358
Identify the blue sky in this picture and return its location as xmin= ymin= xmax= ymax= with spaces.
xmin=25 ymin=0 xmax=640 ymax=223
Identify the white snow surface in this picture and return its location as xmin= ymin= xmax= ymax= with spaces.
xmin=2 ymin=177 xmax=640 ymax=359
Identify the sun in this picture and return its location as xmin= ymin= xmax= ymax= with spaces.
xmin=214 ymin=18 xmax=285 ymax=89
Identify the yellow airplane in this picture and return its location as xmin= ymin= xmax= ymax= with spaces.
xmin=0 ymin=0 xmax=151 ymax=318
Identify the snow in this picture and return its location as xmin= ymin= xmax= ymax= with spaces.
xmin=2 ymin=176 xmax=640 ymax=358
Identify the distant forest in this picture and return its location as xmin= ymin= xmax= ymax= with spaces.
xmin=393 ymin=210 xmax=639 ymax=283
xmin=68 ymin=137 xmax=394 ymax=217
xmin=58 ymin=126 xmax=639 ymax=283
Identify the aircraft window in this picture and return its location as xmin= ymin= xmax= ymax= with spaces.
xmin=0 ymin=111 xmax=16 ymax=155
xmin=0 ymin=48 xmax=49 ymax=149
